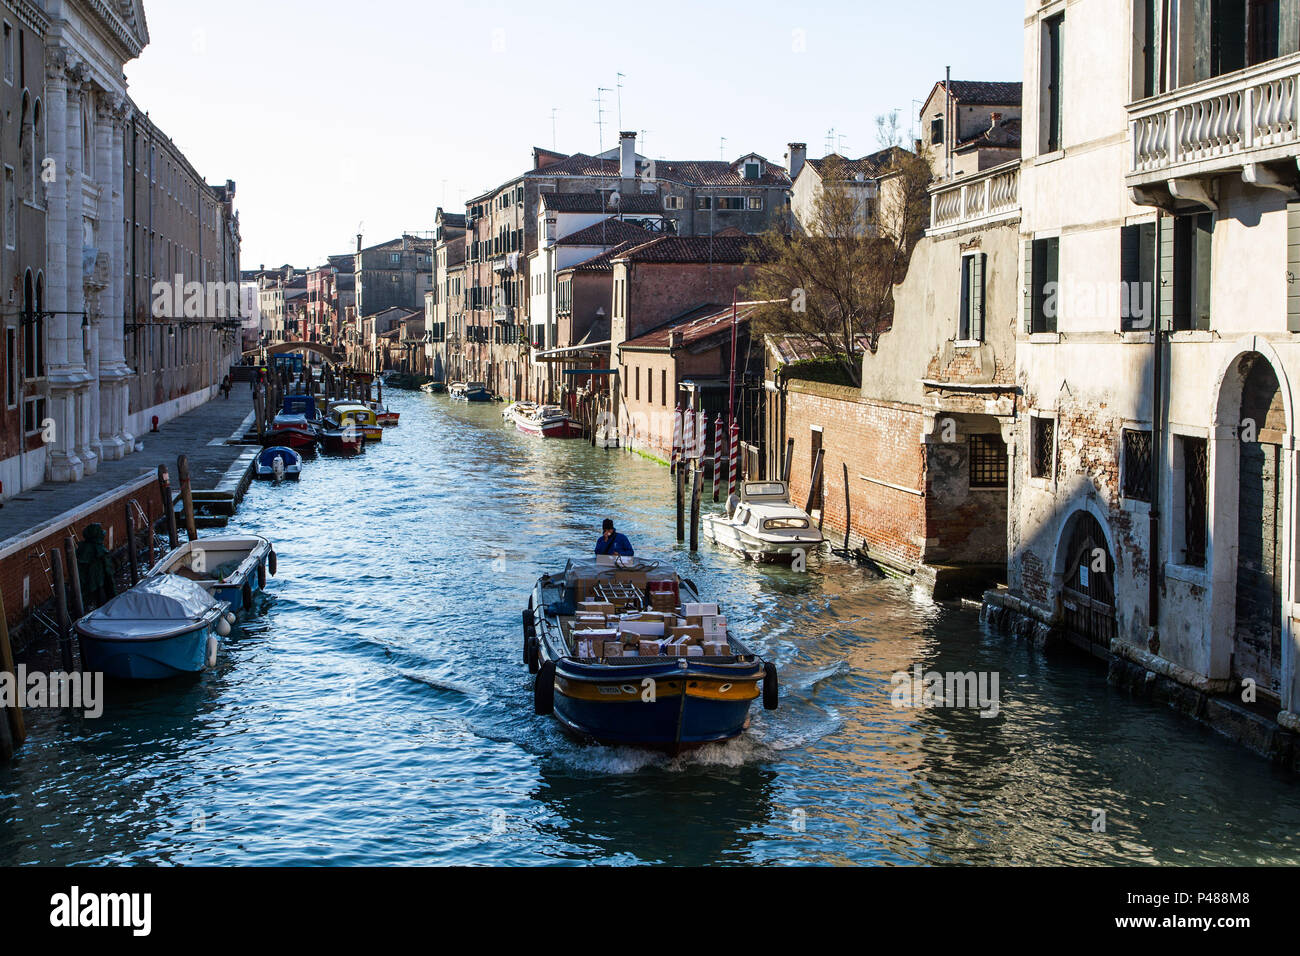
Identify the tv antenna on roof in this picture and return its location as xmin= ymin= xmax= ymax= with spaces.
xmin=616 ymin=73 xmax=625 ymax=131
xmin=720 ymin=136 xmax=727 ymax=160
xmin=550 ymin=107 xmax=559 ymax=149
xmin=594 ymin=87 xmax=611 ymax=156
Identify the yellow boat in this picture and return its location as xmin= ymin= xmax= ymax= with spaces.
xmin=328 ymin=402 xmax=383 ymax=442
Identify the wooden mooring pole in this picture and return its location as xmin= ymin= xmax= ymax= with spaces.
xmin=675 ymin=462 xmax=686 ymax=543
xmin=158 ymin=465 xmax=179 ymax=550
xmin=50 ymin=548 xmax=73 ymax=672
xmin=0 ymin=586 xmax=26 ymax=753
xmin=177 ymin=456 xmax=199 ymax=543
xmin=842 ymin=462 xmax=852 ymax=553
xmin=125 ymin=502 xmax=140 ymax=586
xmin=781 ymin=437 xmax=795 ymax=484
xmin=63 ymin=535 xmax=85 ymax=621
xmin=805 ymin=447 xmax=825 ymax=517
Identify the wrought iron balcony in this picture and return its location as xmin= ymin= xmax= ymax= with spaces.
xmin=928 ymin=161 xmax=1019 ymax=236
xmin=1128 ymin=53 xmax=1300 ymax=188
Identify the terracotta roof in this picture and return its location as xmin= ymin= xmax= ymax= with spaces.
xmin=622 ymin=302 xmax=761 ymax=351
xmin=806 ymin=146 xmax=906 ymax=181
xmin=555 ymin=219 xmax=660 ymax=247
xmin=524 ymin=153 xmax=621 ymax=178
xmin=653 ymin=159 xmax=791 ymax=188
xmin=559 ymin=241 xmax=644 ymax=275
xmin=541 ymin=192 xmax=662 ymax=214
xmin=955 ymin=117 xmax=1022 ymax=151
xmin=361 ymin=235 xmax=434 ymax=254
xmin=611 ymin=235 xmax=773 ymax=265
xmin=765 ymin=333 xmax=835 ymax=365
xmin=941 ymin=80 xmax=1023 ymax=107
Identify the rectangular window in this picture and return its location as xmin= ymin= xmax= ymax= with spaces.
xmin=647 ymin=367 xmax=653 ymax=405
xmin=696 ymin=196 xmax=713 ymax=210
xmin=969 ymin=434 xmax=1008 ymax=489
xmin=1030 ymin=237 xmax=1059 ymax=333
xmin=717 ymin=197 xmax=744 ymax=211
xmin=1173 ymin=212 xmax=1213 ymax=331
xmin=744 ymin=162 xmax=760 ymax=180
xmin=664 ymin=196 xmax=684 ymax=211
xmin=1030 ymin=416 xmax=1055 ymax=480
xmin=959 ymin=253 xmax=985 ymax=342
xmin=748 ymin=196 xmax=764 ymax=210
xmin=635 ymin=366 xmax=641 ymax=402
xmin=1180 ymin=435 xmax=1208 ymax=567
xmin=930 ymin=117 xmax=944 ymax=145
xmin=1119 ymin=222 xmax=1156 ymax=331
xmin=1044 ymin=14 xmax=1064 ymax=152
xmin=22 ymin=395 xmax=44 ymax=435
xmin=1122 ymin=428 xmax=1154 ymax=502
xmin=661 ymin=369 xmax=667 ymax=406
xmin=2 ymin=24 xmax=11 ymax=86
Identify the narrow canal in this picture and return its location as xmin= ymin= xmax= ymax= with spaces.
xmin=4 ymin=389 xmax=1300 ymax=866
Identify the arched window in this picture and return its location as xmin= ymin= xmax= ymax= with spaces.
xmin=32 ymin=98 xmax=42 ymax=204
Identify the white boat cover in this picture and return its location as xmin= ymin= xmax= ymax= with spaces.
xmin=78 ymin=574 xmax=222 ymax=641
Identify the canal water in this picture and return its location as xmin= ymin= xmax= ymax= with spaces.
xmin=4 ymin=389 xmax=1300 ymax=866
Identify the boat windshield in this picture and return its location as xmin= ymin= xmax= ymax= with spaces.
xmin=764 ymin=516 xmax=810 ymax=530
xmin=744 ymin=482 xmax=788 ymax=499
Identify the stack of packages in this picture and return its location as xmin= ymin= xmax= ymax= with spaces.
xmin=571 ymin=598 xmax=729 ymax=659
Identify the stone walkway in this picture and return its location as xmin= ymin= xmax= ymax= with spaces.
xmin=0 ymin=393 xmax=256 ymax=545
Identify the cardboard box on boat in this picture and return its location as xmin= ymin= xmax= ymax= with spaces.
xmin=582 ymin=628 xmax=619 ymax=644
xmin=669 ymin=625 xmax=704 ymax=644
xmin=575 ymin=639 xmax=597 ymax=659
xmin=575 ymin=617 xmax=608 ymax=631
xmin=578 ymin=600 xmax=616 ymax=616
xmin=618 ymin=618 xmax=666 ymax=637
xmin=686 ymin=645 xmax=704 ymax=657
xmin=637 ymin=640 xmax=663 ymax=657
xmin=602 ymin=641 xmax=624 ymax=658
xmin=702 ymin=642 xmax=729 ymax=657
xmin=682 ymin=602 xmax=720 ymax=617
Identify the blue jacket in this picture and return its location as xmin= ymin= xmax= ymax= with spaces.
xmin=595 ymin=532 xmax=634 ymax=557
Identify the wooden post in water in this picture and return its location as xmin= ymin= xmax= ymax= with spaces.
xmin=0 ymin=586 xmax=26 ymax=751
xmin=177 ymin=456 xmax=199 ymax=543
xmin=675 ymin=462 xmax=686 ymax=542
xmin=144 ymin=500 xmax=155 ymax=568
xmin=805 ymin=446 xmax=825 ymax=517
xmin=842 ymin=462 xmax=852 ymax=552
xmin=50 ymin=548 xmax=73 ymax=672
xmin=125 ymin=502 xmax=140 ymax=586
xmin=157 ymin=465 xmax=180 ymax=550
xmin=64 ymin=535 xmax=85 ymax=621
xmin=689 ymin=465 xmax=702 ymax=552
xmin=781 ymin=437 xmax=794 ymax=484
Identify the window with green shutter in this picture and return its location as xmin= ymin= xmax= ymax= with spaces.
xmin=1120 ymin=222 xmax=1156 ymax=331
xmin=1027 ymin=237 xmax=1059 ymax=334
xmin=959 ymin=252 xmax=986 ymax=342
xmin=1172 ymin=212 xmax=1213 ymax=331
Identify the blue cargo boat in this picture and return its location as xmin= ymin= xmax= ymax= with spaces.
xmin=148 ymin=535 xmax=276 ymax=615
xmin=76 ymin=575 xmax=233 ymax=680
xmin=525 ymin=557 xmax=777 ymax=753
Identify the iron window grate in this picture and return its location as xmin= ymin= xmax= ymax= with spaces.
xmin=969 ymin=434 xmax=1008 ymax=488
xmin=1184 ymin=436 xmax=1208 ymax=568
xmin=1031 ymin=417 xmax=1055 ymax=479
xmin=1122 ymin=429 xmax=1153 ymax=502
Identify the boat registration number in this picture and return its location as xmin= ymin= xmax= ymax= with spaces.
xmin=596 ymin=686 xmax=626 ymax=696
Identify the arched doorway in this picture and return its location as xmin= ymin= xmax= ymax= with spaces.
xmin=1235 ymin=354 xmax=1285 ymax=702
xmin=1059 ymin=511 xmax=1116 ymax=655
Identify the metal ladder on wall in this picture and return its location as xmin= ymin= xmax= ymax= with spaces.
xmin=22 ymin=522 xmax=79 ymax=641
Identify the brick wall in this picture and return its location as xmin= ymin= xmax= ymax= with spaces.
xmin=784 ymin=381 xmax=926 ymax=570
xmin=0 ymin=476 xmax=164 ymax=633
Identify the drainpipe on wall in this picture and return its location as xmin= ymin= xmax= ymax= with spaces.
xmin=1148 ymin=211 xmax=1164 ymax=648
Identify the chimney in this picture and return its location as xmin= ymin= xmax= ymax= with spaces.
xmin=620 ymin=131 xmax=637 ymax=182
xmin=787 ymin=143 xmax=807 ymax=181
xmin=357 ymin=234 xmax=363 ymax=253
xmin=669 ymin=330 xmax=684 ymax=352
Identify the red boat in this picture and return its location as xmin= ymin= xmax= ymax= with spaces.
xmin=319 ymin=422 xmax=364 ymax=455
xmin=267 ymin=395 xmax=321 ymax=448
xmin=514 ymin=404 xmax=582 ymax=439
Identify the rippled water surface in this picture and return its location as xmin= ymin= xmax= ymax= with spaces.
xmin=3 ymin=391 xmax=1300 ymax=866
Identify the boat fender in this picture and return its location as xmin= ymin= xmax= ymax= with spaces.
xmin=206 ymin=635 xmax=219 ymax=669
xmin=215 ymin=617 xmax=231 ymax=637
xmin=225 ymin=612 xmax=237 ymax=626
xmin=534 ymin=661 xmax=556 ymax=716
xmin=522 ymin=607 xmax=536 ymax=639
xmin=241 ymin=582 xmax=254 ymax=611
xmin=269 ymin=550 xmax=278 ymax=576
xmin=527 ymin=637 xmax=541 ymax=675
xmin=258 ymin=561 xmax=267 ymax=590
xmin=763 ymin=662 xmax=779 ymax=711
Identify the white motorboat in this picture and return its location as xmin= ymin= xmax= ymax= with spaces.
xmin=702 ymin=480 xmax=825 ymax=563
xmin=502 ymin=401 xmax=538 ymax=423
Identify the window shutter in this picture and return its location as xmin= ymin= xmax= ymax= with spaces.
xmin=1284 ymin=0 xmax=1300 ymax=57
xmin=973 ymin=253 xmax=986 ymax=341
xmin=1023 ymin=239 xmax=1034 ymax=333
xmin=1159 ymin=215 xmax=1175 ymax=331
xmin=1288 ymin=201 xmax=1300 ymax=332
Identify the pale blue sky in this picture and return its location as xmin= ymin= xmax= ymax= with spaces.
xmin=124 ymin=0 xmax=1024 ymax=269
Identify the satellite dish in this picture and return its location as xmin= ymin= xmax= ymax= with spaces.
xmin=608 ymin=191 xmax=621 ymax=208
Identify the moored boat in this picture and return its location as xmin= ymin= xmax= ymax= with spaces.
xmin=702 ymin=480 xmax=825 ymax=563
xmin=75 ymin=574 xmax=233 ymax=680
xmin=502 ymin=401 xmax=537 ymax=423
xmin=326 ymin=402 xmax=383 ymax=441
xmin=524 ymin=557 xmax=777 ymax=752
xmin=514 ymin=404 xmax=582 ymax=439
xmin=318 ymin=421 xmax=365 ymax=455
xmin=255 ymin=445 xmax=302 ymax=481
xmin=368 ymin=401 xmax=400 ymax=427
xmin=450 ymin=382 xmax=493 ymax=402
xmin=147 ymin=535 xmax=276 ymax=616
xmin=267 ymin=395 xmax=321 ymax=448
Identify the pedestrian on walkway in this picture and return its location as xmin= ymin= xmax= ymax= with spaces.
xmin=220 ymin=374 xmax=231 ymax=399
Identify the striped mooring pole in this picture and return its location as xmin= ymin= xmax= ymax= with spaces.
xmin=712 ymin=413 xmax=723 ymax=502
xmin=676 ymin=405 xmax=686 ymax=476
xmin=728 ymin=419 xmax=740 ymax=498
xmin=683 ymin=407 xmax=695 ymax=466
